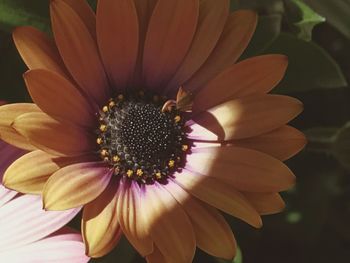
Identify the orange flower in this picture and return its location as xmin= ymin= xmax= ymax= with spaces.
xmin=0 ymin=0 xmax=306 ymax=262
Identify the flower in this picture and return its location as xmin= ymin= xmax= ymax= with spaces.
xmin=0 ymin=140 xmax=89 ymax=262
xmin=0 ymin=0 xmax=306 ymax=262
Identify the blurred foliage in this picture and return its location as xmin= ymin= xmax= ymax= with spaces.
xmin=303 ymin=0 xmax=350 ymax=39
xmin=1 ymin=0 xmax=350 ymax=263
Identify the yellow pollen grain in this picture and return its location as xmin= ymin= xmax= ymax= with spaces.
xmin=127 ymin=170 xmax=134 ymax=178
xmin=109 ymin=101 xmax=116 ymax=108
xmin=100 ymin=124 xmax=107 ymax=132
xmin=102 ymin=106 xmax=109 ymax=113
xmin=117 ymin=94 xmax=124 ymax=100
xmin=155 ymin=172 xmax=162 ymax=179
xmin=174 ymin=115 xmax=181 ymax=123
xmin=168 ymin=160 xmax=175 ymax=168
xmin=136 ymin=169 xmax=143 ymax=177
xmin=96 ymin=137 xmax=103 ymax=145
xmin=182 ymin=145 xmax=188 ymax=151
xmin=101 ymin=149 xmax=109 ymax=157
xmin=113 ymin=155 xmax=120 ymax=162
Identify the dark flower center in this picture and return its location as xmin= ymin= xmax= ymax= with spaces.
xmin=97 ymin=92 xmax=189 ymax=184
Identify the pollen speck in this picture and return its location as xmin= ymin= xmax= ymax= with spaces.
xmin=102 ymin=106 xmax=109 ymax=113
xmin=168 ymin=160 xmax=175 ymax=168
xmin=97 ymin=137 xmax=103 ymax=145
xmin=100 ymin=124 xmax=107 ymax=132
xmin=136 ymin=169 xmax=143 ymax=177
xmin=127 ymin=170 xmax=134 ymax=178
xmin=113 ymin=155 xmax=120 ymax=163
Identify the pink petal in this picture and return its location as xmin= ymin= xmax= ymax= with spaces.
xmin=0 ymin=228 xmax=89 ymax=262
xmin=0 ymin=194 xmax=81 ymax=250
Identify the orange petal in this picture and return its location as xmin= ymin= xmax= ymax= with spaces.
xmin=230 ymin=125 xmax=306 ymax=161
xmin=190 ymin=94 xmax=303 ymax=140
xmin=146 ymin=246 xmax=167 ymax=263
xmin=12 ymin=112 xmax=94 ymax=157
xmin=166 ymin=180 xmax=236 ymax=260
xmin=97 ymin=0 xmax=139 ymax=91
xmin=13 ymin=26 xmax=68 ymax=76
xmin=186 ymin=146 xmax=296 ymax=193
xmin=244 ymin=192 xmax=286 ymax=215
xmin=185 ymin=10 xmax=257 ymax=92
xmin=43 ymin=162 xmax=112 ymax=210
xmin=50 ymin=0 xmax=110 ymax=106
xmin=174 ymin=170 xmax=262 ymax=228
xmin=62 ymin=0 xmax=96 ymax=39
xmin=193 ymin=55 xmax=289 ymax=112
xmin=24 ymin=69 xmax=96 ymax=128
xmin=142 ymin=0 xmax=199 ymax=90
xmin=3 ymin=150 xmax=95 ymax=195
xmin=0 ymin=103 xmax=40 ymax=151
xmin=142 ymin=183 xmax=196 ymax=262
xmin=82 ymin=179 xmax=122 ymax=258
xmin=165 ymin=0 xmax=229 ymax=93
xmin=132 ymin=0 xmax=158 ymax=87
xmin=117 ymin=180 xmax=153 ymax=256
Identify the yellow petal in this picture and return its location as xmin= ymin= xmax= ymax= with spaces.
xmin=61 ymin=0 xmax=96 ymax=39
xmin=174 ymin=170 xmax=262 ymax=228
xmin=142 ymin=183 xmax=196 ymax=263
xmin=142 ymin=0 xmax=199 ymax=90
xmin=185 ymin=10 xmax=257 ymax=92
xmin=82 ymin=179 xmax=121 ymax=258
xmin=230 ymin=125 xmax=306 ymax=161
xmin=244 ymin=192 xmax=286 ymax=215
xmin=186 ymin=146 xmax=296 ymax=192
xmin=0 ymin=103 xmax=40 ymax=151
xmin=13 ymin=26 xmax=68 ymax=76
xmin=132 ymin=0 xmax=158 ymax=87
xmin=165 ymin=0 xmax=230 ymax=93
xmin=97 ymin=0 xmax=139 ymax=91
xmin=191 ymin=94 xmax=303 ymax=140
xmin=13 ymin=112 xmax=94 ymax=157
xmin=117 ymin=180 xmax=153 ymax=256
xmin=166 ymin=180 xmax=236 ymax=259
xmin=3 ymin=150 xmax=94 ymax=194
xmin=146 ymin=246 xmax=167 ymax=263
xmin=51 ymin=0 xmax=110 ymax=106
xmin=193 ymin=55 xmax=288 ymax=112
xmin=43 ymin=162 xmax=112 ymax=210
xmin=24 ymin=69 xmax=96 ymax=128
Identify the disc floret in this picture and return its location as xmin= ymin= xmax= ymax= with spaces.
xmin=97 ymin=91 xmax=189 ymax=184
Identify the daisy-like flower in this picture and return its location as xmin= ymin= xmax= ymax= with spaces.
xmin=0 ymin=140 xmax=89 ymax=262
xmin=0 ymin=0 xmax=306 ymax=262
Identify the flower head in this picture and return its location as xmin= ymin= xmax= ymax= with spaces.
xmin=0 ymin=140 xmax=89 ymax=262
xmin=0 ymin=0 xmax=306 ymax=261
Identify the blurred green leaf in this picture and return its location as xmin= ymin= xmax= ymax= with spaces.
xmin=332 ymin=122 xmax=350 ymax=171
xmin=265 ymin=33 xmax=347 ymax=93
xmin=0 ymin=0 xmax=50 ymax=33
xmin=284 ymin=0 xmax=325 ymax=41
xmin=303 ymin=0 xmax=350 ymax=39
xmin=241 ymin=14 xmax=282 ymax=58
